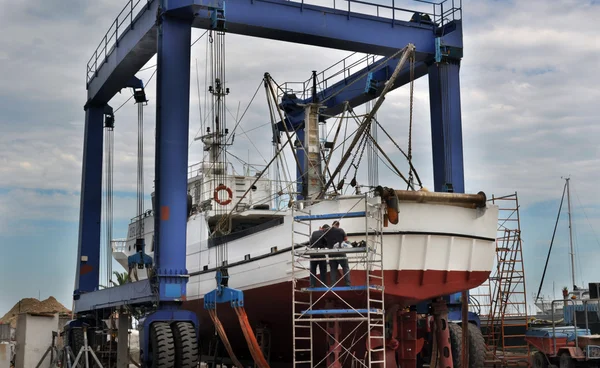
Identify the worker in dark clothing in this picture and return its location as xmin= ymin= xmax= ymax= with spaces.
xmin=309 ymin=224 xmax=329 ymax=287
xmin=325 ymin=220 xmax=351 ymax=286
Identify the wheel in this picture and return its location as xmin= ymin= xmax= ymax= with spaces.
xmin=467 ymin=323 xmax=486 ymax=368
xmin=172 ymin=321 xmax=199 ymax=368
xmin=150 ymin=322 xmax=175 ymax=368
xmin=448 ymin=322 xmax=486 ymax=368
xmin=448 ymin=322 xmax=463 ymax=368
xmin=559 ymin=352 xmax=575 ymax=368
xmin=533 ymin=351 xmax=549 ymax=368
xmin=70 ymin=328 xmax=85 ymax=357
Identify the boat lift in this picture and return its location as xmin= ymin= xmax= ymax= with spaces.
xmin=73 ymin=0 xmax=467 ymax=366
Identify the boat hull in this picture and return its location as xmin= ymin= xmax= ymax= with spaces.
xmin=184 ymin=268 xmax=490 ymax=364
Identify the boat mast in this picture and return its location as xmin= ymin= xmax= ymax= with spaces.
xmin=566 ymin=177 xmax=576 ymax=289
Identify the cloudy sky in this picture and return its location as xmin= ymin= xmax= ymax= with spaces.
xmin=0 ymin=0 xmax=598 ymax=316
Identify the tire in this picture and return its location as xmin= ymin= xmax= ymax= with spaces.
xmin=533 ymin=351 xmax=549 ymax=368
xmin=70 ymin=328 xmax=85 ymax=358
xmin=448 ymin=322 xmax=486 ymax=368
xmin=150 ymin=322 xmax=175 ymax=368
xmin=172 ymin=321 xmax=199 ymax=368
xmin=467 ymin=322 xmax=486 ymax=368
xmin=448 ymin=322 xmax=463 ymax=368
xmin=559 ymin=353 xmax=575 ymax=368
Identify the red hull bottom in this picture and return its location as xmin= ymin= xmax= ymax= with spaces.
xmin=184 ymin=269 xmax=489 ymax=365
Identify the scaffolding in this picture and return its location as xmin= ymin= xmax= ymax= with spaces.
xmin=291 ymin=195 xmax=385 ymax=368
xmin=473 ymin=193 xmax=530 ymax=367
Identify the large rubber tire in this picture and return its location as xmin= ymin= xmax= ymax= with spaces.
xmin=70 ymin=328 xmax=85 ymax=358
xmin=448 ymin=322 xmax=486 ymax=368
xmin=559 ymin=353 xmax=575 ymax=368
xmin=448 ymin=322 xmax=463 ymax=368
xmin=172 ymin=321 xmax=199 ymax=368
xmin=533 ymin=351 xmax=549 ymax=368
xmin=150 ymin=322 xmax=175 ymax=368
xmin=467 ymin=322 xmax=486 ymax=368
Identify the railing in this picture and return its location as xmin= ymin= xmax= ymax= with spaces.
xmin=111 ymin=239 xmax=128 ymax=253
xmin=282 ymin=0 xmax=461 ymax=30
xmin=86 ymin=0 xmax=156 ymax=84
xmin=86 ymin=0 xmax=461 ymax=85
xmin=280 ymin=52 xmax=382 ymax=102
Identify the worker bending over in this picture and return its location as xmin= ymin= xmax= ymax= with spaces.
xmin=325 ymin=220 xmax=351 ymax=286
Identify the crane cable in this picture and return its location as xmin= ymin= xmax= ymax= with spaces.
xmin=103 ymin=115 xmax=114 ymax=287
xmin=407 ymin=52 xmax=415 ymax=189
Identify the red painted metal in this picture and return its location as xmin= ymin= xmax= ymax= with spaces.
xmin=525 ymin=336 xmax=571 ymax=356
xmin=326 ymin=300 xmax=342 ymax=368
xmin=187 ymin=269 xmax=490 ymax=363
xmin=432 ymin=298 xmax=454 ymax=368
xmin=397 ymin=311 xmax=419 ymax=368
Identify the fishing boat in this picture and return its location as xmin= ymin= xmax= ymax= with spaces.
xmin=111 ymin=37 xmax=499 ymax=365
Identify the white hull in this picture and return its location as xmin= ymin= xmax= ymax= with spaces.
xmin=114 ymin=195 xmax=499 ymax=303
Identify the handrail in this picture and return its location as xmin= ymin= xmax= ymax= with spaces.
xmin=111 ymin=239 xmax=128 ymax=253
xmin=86 ymin=0 xmax=155 ymax=84
xmin=86 ymin=0 xmax=461 ymax=86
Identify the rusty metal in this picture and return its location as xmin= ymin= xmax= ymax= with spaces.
xmin=393 ymin=189 xmax=487 ymax=208
xmin=461 ymin=291 xmax=469 ymax=367
xmin=432 ymin=298 xmax=454 ymax=368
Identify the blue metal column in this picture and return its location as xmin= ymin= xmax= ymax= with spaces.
xmin=153 ymin=11 xmax=192 ymax=301
xmin=428 ymin=60 xmax=464 ymax=194
xmin=75 ymin=105 xmax=104 ymax=295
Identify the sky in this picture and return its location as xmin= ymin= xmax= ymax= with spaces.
xmin=0 ymin=0 xmax=599 ymax=316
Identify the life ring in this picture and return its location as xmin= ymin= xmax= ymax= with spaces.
xmin=214 ymin=184 xmax=233 ymax=206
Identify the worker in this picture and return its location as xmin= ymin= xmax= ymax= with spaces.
xmin=308 ymin=224 xmax=329 ymax=287
xmin=326 ymin=220 xmax=351 ymax=286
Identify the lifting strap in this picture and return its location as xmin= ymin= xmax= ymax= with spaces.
xmin=208 ymin=310 xmax=244 ymax=368
xmin=234 ymin=307 xmax=270 ymax=368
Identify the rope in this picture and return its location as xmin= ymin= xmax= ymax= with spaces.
xmin=208 ymin=310 xmax=244 ymax=368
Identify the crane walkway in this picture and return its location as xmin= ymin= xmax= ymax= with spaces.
xmin=86 ymin=0 xmax=461 ymax=104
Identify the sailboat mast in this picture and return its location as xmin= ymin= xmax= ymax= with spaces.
xmin=566 ymin=177 xmax=576 ymax=289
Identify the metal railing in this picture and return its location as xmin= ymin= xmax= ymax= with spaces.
xmin=86 ymin=0 xmax=156 ymax=84
xmin=111 ymin=239 xmax=128 ymax=253
xmin=281 ymin=0 xmax=461 ymax=30
xmin=280 ymin=53 xmax=382 ymax=101
xmin=86 ymin=0 xmax=460 ymax=85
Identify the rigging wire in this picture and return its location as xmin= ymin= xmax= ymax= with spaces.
xmin=535 ymin=181 xmax=567 ymax=302
xmin=407 ymin=52 xmax=415 ymax=189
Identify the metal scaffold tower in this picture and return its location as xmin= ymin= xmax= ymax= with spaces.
xmin=291 ymin=195 xmax=385 ymax=367
xmin=475 ymin=193 xmax=530 ymax=367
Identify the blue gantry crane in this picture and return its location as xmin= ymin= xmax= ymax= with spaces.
xmin=71 ymin=0 xmax=471 ymax=366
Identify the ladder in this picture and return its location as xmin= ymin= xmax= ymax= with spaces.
xmin=291 ymin=194 xmax=386 ymax=368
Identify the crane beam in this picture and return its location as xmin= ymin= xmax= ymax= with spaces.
xmin=86 ymin=0 xmax=461 ymax=104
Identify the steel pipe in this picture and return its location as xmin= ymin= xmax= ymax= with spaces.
xmin=392 ymin=189 xmax=487 ymax=209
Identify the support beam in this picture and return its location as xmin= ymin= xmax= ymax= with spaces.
xmin=87 ymin=0 xmax=462 ymax=104
xmin=153 ymin=13 xmax=192 ymax=301
xmin=75 ymin=105 xmax=104 ymax=295
xmin=428 ymin=60 xmax=464 ymax=193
